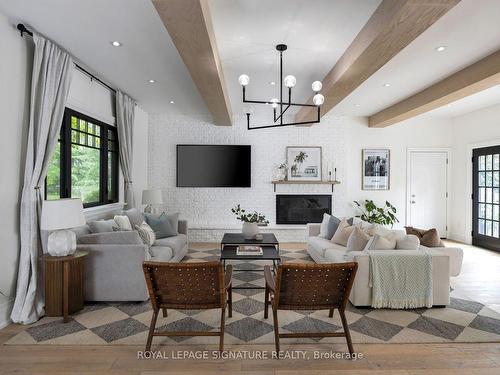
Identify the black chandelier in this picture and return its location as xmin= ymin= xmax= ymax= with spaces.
xmin=238 ymin=44 xmax=324 ymax=130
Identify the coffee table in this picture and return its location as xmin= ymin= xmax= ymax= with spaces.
xmin=220 ymin=233 xmax=281 ymax=290
xmin=220 ymin=232 xmax=280 ymax=253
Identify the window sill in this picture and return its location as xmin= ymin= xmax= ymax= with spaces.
xmin=84 ymin=202 xmax=124 ymax=221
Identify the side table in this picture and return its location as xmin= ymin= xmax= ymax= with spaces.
xmin=42 ymin=250 xmax=88 ymax=322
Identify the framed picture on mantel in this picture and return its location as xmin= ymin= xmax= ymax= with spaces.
xmin=362 ymin=149 xmax=390 ymax=190
xmin=286 ymin=146 xmax=322 ymax=182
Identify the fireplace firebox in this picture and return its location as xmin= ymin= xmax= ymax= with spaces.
xmin=276 ymin=195 xmax=332 ymax=225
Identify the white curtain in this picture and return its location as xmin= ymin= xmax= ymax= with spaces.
xmin=11 ymin=34 xmax=73 ymax=324
xmin=116 ymin=91 xmax=136 ymax=208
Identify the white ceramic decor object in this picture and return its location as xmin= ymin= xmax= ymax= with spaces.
xmin=47 ymin=229 xmax=77 ymax=256
xmin=242 ymin=222 xmax=259 ymax=239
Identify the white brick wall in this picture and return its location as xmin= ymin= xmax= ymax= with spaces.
xmin=148 ymin=111 xmax=350 ymax=242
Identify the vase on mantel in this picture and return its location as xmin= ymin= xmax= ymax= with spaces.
xmin=242 ymin=222 xmax=259 ymax=239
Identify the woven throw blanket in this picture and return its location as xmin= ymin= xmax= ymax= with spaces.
xmin=367 ymin=250 xmax=433 ymax=309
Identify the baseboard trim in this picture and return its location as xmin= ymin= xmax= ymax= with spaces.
xmin=0 ymin=297 xmax=14 ymax=329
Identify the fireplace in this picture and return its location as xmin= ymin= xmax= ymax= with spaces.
xmin=276 ymin=195 xmax=332 ymax=225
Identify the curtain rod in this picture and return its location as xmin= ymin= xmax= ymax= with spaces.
xmin=17 ymin=23 xmax=117 ymax=94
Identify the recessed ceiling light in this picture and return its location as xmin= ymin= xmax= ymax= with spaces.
xmin=170 ymin=100 xmax=175 ymax=104
xmin=383 ymin=83 xmax=391 ymax=87
xmin=148 ymin=79 xmax=155 ymax=83
xmin=269 ymin=81 xmax=276 ymax=86
xmin=436 ymin=46 xmax=446 ymax=52
xmin=354 ymin=103 xmax=361 ymax=107
xmin=111 ymin=41 xmax=122 ymax=47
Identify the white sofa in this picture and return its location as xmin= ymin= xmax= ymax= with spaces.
xmin=306 ymin=223 xmax=463 ymax=307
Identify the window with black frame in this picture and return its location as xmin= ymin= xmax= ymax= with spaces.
xmin=46 ymin=108 xmax=119 ymax=207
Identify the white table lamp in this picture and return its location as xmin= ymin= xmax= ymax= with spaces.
xmin=41 ymin=198 xmax=85 ymax=256
xmin=142 ymin=189 xmax=163 ymax=213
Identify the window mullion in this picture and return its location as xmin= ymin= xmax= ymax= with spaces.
xmin=62 ymin=112 xmax=71 ymax=198
xmin=101 ymin=125 xmax=109 ymax=204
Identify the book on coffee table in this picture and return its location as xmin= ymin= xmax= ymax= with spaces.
xmin=236 ymin=245 xmax=263 ymax=256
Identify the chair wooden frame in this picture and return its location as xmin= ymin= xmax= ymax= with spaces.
xmin=143 ymin=261 xmax=232 ymax=352
xmin=264 ymin=262 xmax=358 ymax=355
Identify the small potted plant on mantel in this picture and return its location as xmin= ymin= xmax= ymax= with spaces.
xmin=231 ymin=204 xmax=270 ymax=239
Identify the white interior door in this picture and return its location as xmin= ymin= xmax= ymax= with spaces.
xmin=408 ymin=151 xmax=448 ymax=237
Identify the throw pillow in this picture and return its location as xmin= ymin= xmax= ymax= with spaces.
xmin=352 ymin=217 xmax=372 ymax=229
xmin=331 ymin=219 xmax=358 ymax=247
xmin=346 ymin=226 xmax=371 ymax=252
xmin=123 ymin=208 xmax=145 ymax=228
xmin=420 ymin=228 xmax=443 ymax=247
xmin=364 ymin=224 xmax=391 ymax=237
xmin=318 ymin=213 xmax=341 ymax=240
xmin=135 ymin=222 xmax=156 ymax=247
xmin=396 ymin=234 xmax=420 ymax=250
xmin=405 ymin=226 xmax=443 ymax=247
xmin=366 ymin=233 xmax=397 ymax=250
xmin=144 ymin=212 xmax=178 ymax=239
xmin=88 ymin=219 xmax=116 ymax=233
xmin=113 ymin=215 xmax=132 ymax=231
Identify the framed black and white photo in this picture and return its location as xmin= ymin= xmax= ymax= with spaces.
xmin=362 ymin=149 xmax=390 ymax=190
xmin=286 ymin=146 xmax=322 ymax=181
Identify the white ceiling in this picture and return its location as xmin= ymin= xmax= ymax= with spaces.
xmin=332 ymin=0 xmax=500 ymax=118
xmin=209 ymin=0 xmax=381 ymax=121
xmin=1 ymin=0 xmax=499 ymax=121
xmin=0 ymin=0 xmax=209 ymax=115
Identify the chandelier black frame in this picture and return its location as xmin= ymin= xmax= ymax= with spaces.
xmin=239 ymin=44 xmax=324 ymax=130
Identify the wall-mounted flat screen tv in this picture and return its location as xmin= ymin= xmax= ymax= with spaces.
xmin=176 ymin=145 xmax=251 ymax=187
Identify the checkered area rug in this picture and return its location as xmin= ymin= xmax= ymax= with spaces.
xmin=6 ymin=247 xmax=500 ymax=345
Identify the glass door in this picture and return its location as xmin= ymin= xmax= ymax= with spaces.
xmin=472 ymin=146 xmax=500 ymax=251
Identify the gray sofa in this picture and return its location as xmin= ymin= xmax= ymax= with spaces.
xmin=74 ymin=214 xmax=188 ymax=302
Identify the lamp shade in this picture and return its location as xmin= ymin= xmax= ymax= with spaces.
xmin=41 ymin=198 xmax=85 ymax=230
xmin=142 ymin=189 xmax=163 ymax=205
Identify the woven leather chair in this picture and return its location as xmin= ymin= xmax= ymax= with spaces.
xmin=264 ymin=262 xmax=358 ymax=354
xmin=142 ymin=261 xmax=232 ymax=351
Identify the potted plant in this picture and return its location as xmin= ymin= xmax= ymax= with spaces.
xmin=353 ymin=199 xmax=399 ymax=227
xmin=231 ymin=204 xmax=270 ymax=239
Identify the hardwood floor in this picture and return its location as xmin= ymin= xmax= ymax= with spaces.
xmin=1 ymin=241 xmax=500 ymax=374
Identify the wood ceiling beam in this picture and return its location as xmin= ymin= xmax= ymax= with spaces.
xmin=152 ymin=0 xmax=233 ymax=126
xmin=294 ymin=0 xmax=460 ymax=124
xmin=369 ymin=49 xmax=500 ymax=127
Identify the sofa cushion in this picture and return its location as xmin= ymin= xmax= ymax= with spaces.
xmin=145 ymin=212 xmax=178 ymax=239
xmin=88 ymin=219 xmax=116 ymax=233
xmin=405 ymin=226 xmax=444 ymax=247
xmin=154 ymin=233 xmax=187 ymax=252
xmin=78 ymin=231 xmax=142 ymax=245
xmin=123 ymin=208 xmax=145 ymax=228
xmin=331 ymin=219 xmax=358 ymax=247
xmin=318 ymin=213 xmax=341 ymax=240
xmin=308 ymin=236 xmax=337 ymax=257
xmin=366 ymin=233 xmax=397 ymax=250
xmin=149 ymin=246 xmax=173 ymax=262
xmin=396 ymin=234 xmax=420 ymax=250
xmin=113 ymin=215 xmax=132 ymax=231
xmin=346 ymin=226 xmax=371 ymax=252
xmin=324 ymin=247 xmax=349 ymax=263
